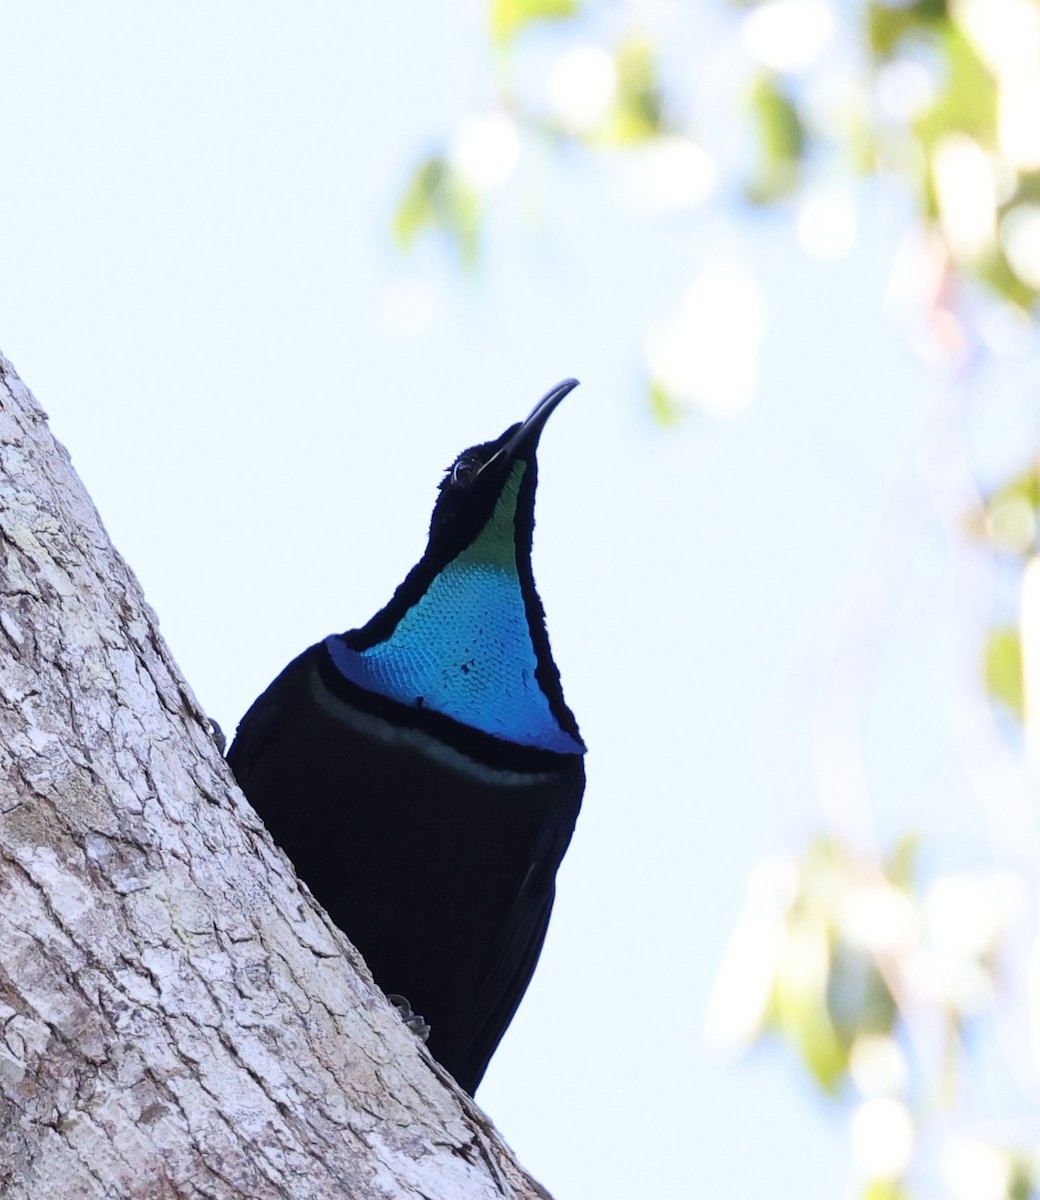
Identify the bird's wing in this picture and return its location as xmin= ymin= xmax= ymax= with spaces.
xmin=468 ymin=778 xmax=583 ymax=1088
xmin=225 ymin=647 xmax=313 ymax=785
xmin=225 ymin=687 xmax=280 ymax=783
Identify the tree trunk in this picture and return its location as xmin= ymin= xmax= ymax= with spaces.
xmin=0 ymin=351 xmax=551 ymax=1200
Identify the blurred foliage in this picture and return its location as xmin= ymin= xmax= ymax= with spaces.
xmin=647 ymin=378 xmax=686 ymax=429
xmin=393 ymin=0 xmax=1040 ymax=1194
xmin=745 ymin=73 xmax=804 ymax=203
xmin=709 ymin=835 xmax=1035 ymax=1195
xmin=606 ymin=38 xmax=665 ymax=145
xmin=767 ymin=842 xmax=898 ymax=1093
xmin=985 ymin=626 xmax=1024 ymax=720
xmin=490 ymin=0 xmax=579 ymax=46
xmin=864 ymin=1184 xmax=915 ymax=1200
xmin=867 ymin=0 xmax=948 ymax=58
xmin=395 ymin=0 xmax=1040 ymax=311
xmin=911 ymin=29 xmax=995 ymax=163
xmin=975 ymin=464 xmax=1040 ymax=557
xmin=392 ymin=156 xmax=480 ymax=270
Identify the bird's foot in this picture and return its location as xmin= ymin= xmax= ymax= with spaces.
xmin=208 ymin=718 xmax=227 ymax=755
xmin=387 ymin=994 xmax=431 ymax=1043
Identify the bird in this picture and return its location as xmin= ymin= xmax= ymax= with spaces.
xmin=227 ymin=378 xmax=586 ymax=1095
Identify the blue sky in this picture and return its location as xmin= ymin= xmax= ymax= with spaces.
xmin=4 ymin=4 xmax=1036 ymax=1197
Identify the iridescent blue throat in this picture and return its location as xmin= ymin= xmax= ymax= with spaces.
xmin=326 ymin=462 xmax=583 ymax=754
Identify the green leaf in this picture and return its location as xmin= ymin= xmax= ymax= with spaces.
xmin=745 ymin=73 xmax=804 ymax=203
xmin=915 ymin=28 xmax=997 ymax=155
xmin=392 ymin=156 xmax=481 ymax=268
xmin=984 ymin=626 xmax=1024 ymax=721
xmin=886 ymin=835 xmax=918 ymax=891
xmin=773 ymin=920 xmax=849 ymax=1093
xmin=969 ymin=466 xmax=1040 ymax=552
xmin=867 ymin=0 xmax=949 ymax=59
xmin=490 ymin=0 xmax=579 ymax=45
xmin=1009 ymin=1156 xmax=1037 ymax=1200
xmin=648 ymin=378 xmax=685 ymax=427
xmin=393 ymin=157 xmax=440 ymax=250
xmin=1015 ymin=168 xmax=1040 ymax=207
xmin=911 ymin=30 xmax=996 ymax=229
xmin=827 ymin=941 xmax=897 ymax=1042
xmin=863 ymin=1179 xmax=914 ymax=1200
xmin=608 ymin=38 xmax=664 ymax=144
xmin=978 ymin=245 xmax=1040 ymax=309
xmin=989 ymin=466 xmax=1040 ymax=516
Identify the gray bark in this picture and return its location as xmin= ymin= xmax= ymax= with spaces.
xmin=0 ymin=351 xmax=550 ymax=1200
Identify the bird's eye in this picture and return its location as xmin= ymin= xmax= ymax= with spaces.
xmin=450 ymin=457 xmax=479 ymax=487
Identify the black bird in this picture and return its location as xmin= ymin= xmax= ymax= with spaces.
xmin=227 ymin=379 xmax=586 ymax=1095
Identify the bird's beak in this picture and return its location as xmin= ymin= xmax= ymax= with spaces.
xmin=501 ymin=378 xmax=580 ymax=460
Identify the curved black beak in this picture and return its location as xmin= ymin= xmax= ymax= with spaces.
xmin=501 ymin=378 xmax=580 ymax=460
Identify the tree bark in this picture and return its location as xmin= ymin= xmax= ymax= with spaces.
xmin=0 ymin=351 xmax=551 ymax=1200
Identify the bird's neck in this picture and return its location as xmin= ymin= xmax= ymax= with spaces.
xmin=327 ymin=465 xmax=583 ymax=754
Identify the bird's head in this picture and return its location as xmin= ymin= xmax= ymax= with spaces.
xmin=424 ymin=378 xmax=579 ymax=565
xmin=337 ymin=377 xmax=584 ymax=753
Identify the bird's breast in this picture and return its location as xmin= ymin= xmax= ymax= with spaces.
xmin=324 ymin=558 xmax=582 ymax=755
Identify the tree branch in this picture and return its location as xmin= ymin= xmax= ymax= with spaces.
xmin=0 ymin=350 xmax=550 ymax=1200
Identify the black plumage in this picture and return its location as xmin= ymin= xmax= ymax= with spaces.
xmin=227 ymin=380 xmax=585 ymax=1094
